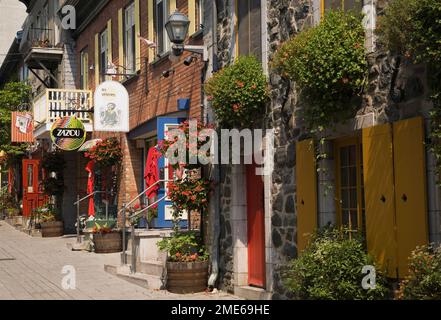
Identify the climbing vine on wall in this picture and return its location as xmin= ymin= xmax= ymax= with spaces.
xmin=377 ymin=0 xmax=441 ymax=182
xmin=273 ymin=10 xmax=367 ymax=135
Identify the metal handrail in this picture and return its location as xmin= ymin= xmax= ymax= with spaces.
xmin=120 ymin=179 xmax=169 ymax=268
xmin=128 ymin=195 xmax=167 ymax=221
xmin=117 ymin=179 xmax=168 ymax=215
xmin=74 ymin=191 xmax=107 ymax=206
xmin=74 ymin=191 xmax=110 ymax=243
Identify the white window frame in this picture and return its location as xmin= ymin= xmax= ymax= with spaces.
xmin=155 ymin=0 xmax=170 ymax=55
xmin=124 ymin=2 xmax=136 ymax=73
xmin=99 ymin=29 xmax=108 ymax=82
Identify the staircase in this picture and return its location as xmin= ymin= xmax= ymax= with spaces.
xmin=104 ymin=228 xmax=174 ymax=290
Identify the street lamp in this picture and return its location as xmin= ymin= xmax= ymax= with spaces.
xmin=165 ymin=10 xmax=208 ymax=62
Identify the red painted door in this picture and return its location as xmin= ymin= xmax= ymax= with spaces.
xmin=22 ymin=159 xmax=45 ymax=217
xmin=246 ymin=163 xmax=266 ymax=288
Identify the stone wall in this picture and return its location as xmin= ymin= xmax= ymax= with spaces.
xmin=215 ymin=0 xmax=441 ymax=299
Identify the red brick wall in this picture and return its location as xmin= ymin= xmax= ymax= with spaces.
xmin=74 ymin=0 xmax=203 ymax=205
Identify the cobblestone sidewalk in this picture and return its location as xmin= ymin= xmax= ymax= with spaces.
xmin=0 ymin=221 xmax=238 ymax=300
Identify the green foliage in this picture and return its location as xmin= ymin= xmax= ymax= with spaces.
xmin=377 ymin=0 xmax=441 ymax=64
xmin=273 ymin=10 xmax=367 ymax=132
xmin=396 ymin=245 xmax=441 ymax=300
xmin=204 ymin=56 xmax=269 ymax=128
xmin=377 ymin=0 xmax=441 ymax=182
xmin=0 ymin=186 xmax=18 ymax=210
xmin=283 ymin=229 xmax=389 ymax=300
xmin=0 ymin=82 xmax=31 ymax=160
xmin=34 ymin=204 xmax=60 ymax=223
xmin=157 ymin=231 xmax=209 ymax=262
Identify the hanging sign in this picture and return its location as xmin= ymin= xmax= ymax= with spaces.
xmin=50 ymin=116 xmax=86 ymax=151
xmin=94 ymin=80 xmax=129 ymax=132
xmin=11 ymin=112 xmax=33 ymax=142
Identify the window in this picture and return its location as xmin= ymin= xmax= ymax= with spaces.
xmin=322 ymin=0 xmax=363 ymax=15
xmin=237 ymin=0 xmax=262 ymax=62
xmin=19 ymin=65 xmax=29 ymax=83
xmin=124 ymin=2 xmax=136 ymax=73
xmin=155 ymin=0 xmax=169 ymax=55
xmin=335 ymin=137 xmax=366 ymax=238
xmin=99 ymin=29 xmax=108 ymax=82
xmin=80 ymin=49 xmax=88 ymax=89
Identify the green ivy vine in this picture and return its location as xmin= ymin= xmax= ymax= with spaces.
xmin=377 ymin=0 xmax=441 ymax=182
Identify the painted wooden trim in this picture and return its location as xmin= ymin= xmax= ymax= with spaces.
xmin=147 ymin=0 xmax=155 ymax=62
xmin=118 ymin=8 xmax=124 ymax=77
xmin=188 ymin=0 xmax=196 ymax=34
xmin=107 ymin=19 xmax=113 ymax=80
xmin=135 ymin=0 xmax=141 ymax=71
xmin=94 ymin=33 xmax=100 ymax=86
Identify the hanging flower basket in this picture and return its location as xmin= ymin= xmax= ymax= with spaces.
xmin=205 ymin=56 xmax=269 ymax=128
xmin=84 ymin=137 xmax=123 ymax=168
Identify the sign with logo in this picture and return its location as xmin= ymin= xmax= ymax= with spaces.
xmin=94 ymin=80 xmax=129 ymax=132
xmin=50 ymin=116 xmax=86 ymax=151
xmin=11 ymin=112 xmax=33 ymax=142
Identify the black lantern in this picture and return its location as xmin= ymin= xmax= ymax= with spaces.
xmin=165 ymin=10 xmax=190 ymax=44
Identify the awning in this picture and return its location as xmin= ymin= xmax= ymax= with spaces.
xmin=78 ymin=139 xmax=102 ymax=152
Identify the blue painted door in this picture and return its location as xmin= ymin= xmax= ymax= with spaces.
xmin=156 ymin=117 xmax=188 ymax=228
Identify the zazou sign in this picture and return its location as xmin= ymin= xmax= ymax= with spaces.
xmin=94 ymin=80 xmax=129 ymax=132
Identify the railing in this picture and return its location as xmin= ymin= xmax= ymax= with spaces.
xmin=74 ymin=191 xmax=109 ymax=244
xmin=33 ymin=89 xmax=93 ymax=128
xmin=119 ymin=180 xmax=169 ymax=272
xmin=21 ymin=27 xmax=58 ymax=53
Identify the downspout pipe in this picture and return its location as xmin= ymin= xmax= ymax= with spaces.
xmin=208 ymin=0 xmax=220 ymax=290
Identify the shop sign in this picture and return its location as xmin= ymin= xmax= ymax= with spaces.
xmin=94 ymin=80 xmax=129 ymax=132
xmin=50 ymin=116 xmax=86 ymax=151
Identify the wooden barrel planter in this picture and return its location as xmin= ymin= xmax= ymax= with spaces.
xmin=93 ymin=232 xmax=122 ymax=254
xmin=41 ymin=221 xmax=64 ymax=238
xmin=166 ymin=261 xmax=209 ymax=294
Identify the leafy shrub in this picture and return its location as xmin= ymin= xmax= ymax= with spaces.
xmin=377 ymin=0 xmax=441 ymax=64
xmin=273 ymin=10 xmax=367 ymax=132
xmin=396 ymin=245 xmax=441 ymax=300
xmin=205 ymin=56 xmax=269 ymax=128
xmin=284 ymin=229 xmax=389 ymax=300
xmin=157 ymin=231 xmax=208 ymax=262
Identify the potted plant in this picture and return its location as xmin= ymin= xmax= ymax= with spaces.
xmin=92 ymin=222 xmax=122 ymax=254
xmin=157 ymin=231 xmax=209 ymax=294
xmin=37 ymin=205 xmax=64 ymax=238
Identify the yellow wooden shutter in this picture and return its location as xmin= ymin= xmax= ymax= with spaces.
xmin=148 ymin=0 xmax=154 ymax=62
xmin=94 ymin=33 xmax=100 ymax=86
xmin=169 ymin=0 xmax=176 ymax=12
xmin=107 ymin=19 xmax=112 ymax=81
xmin=135 ymin=0 xmax=141 ymax=71
xmin=118 ymin=8 xmax=124 ymax=79
xmin=362 ymin=123 xmax=398 ymax=278
xmin=393 ymin=116 xmax=429 ymax=277
xmin=296 ymin=139 xmax=317 ymax=253
xmin=188 ymin=0 xmax=196 ymax=34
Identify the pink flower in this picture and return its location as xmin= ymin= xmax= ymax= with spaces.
xmin=232 ymin=104 xmax=241 ymax=113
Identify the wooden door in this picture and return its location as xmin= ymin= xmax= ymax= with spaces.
xmin=246 ymin=163 xmax=266 ymax=288
xmin=22 ymin=159 xmax=44 ymax=217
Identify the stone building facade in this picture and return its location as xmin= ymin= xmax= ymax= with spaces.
xmin=211 ymin=0 xmax=441 ymax=299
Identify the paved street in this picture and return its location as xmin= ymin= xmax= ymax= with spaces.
xmin=0 ymin=222 xmax=238 ymax=300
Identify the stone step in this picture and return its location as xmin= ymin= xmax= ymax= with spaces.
xmin=234 ymin=286 xmax=271 ymax=300
xmin=104 ymin=264 xmax=165 ymax=290
xmin=126 ymin=255 xmax=165 ymax=277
